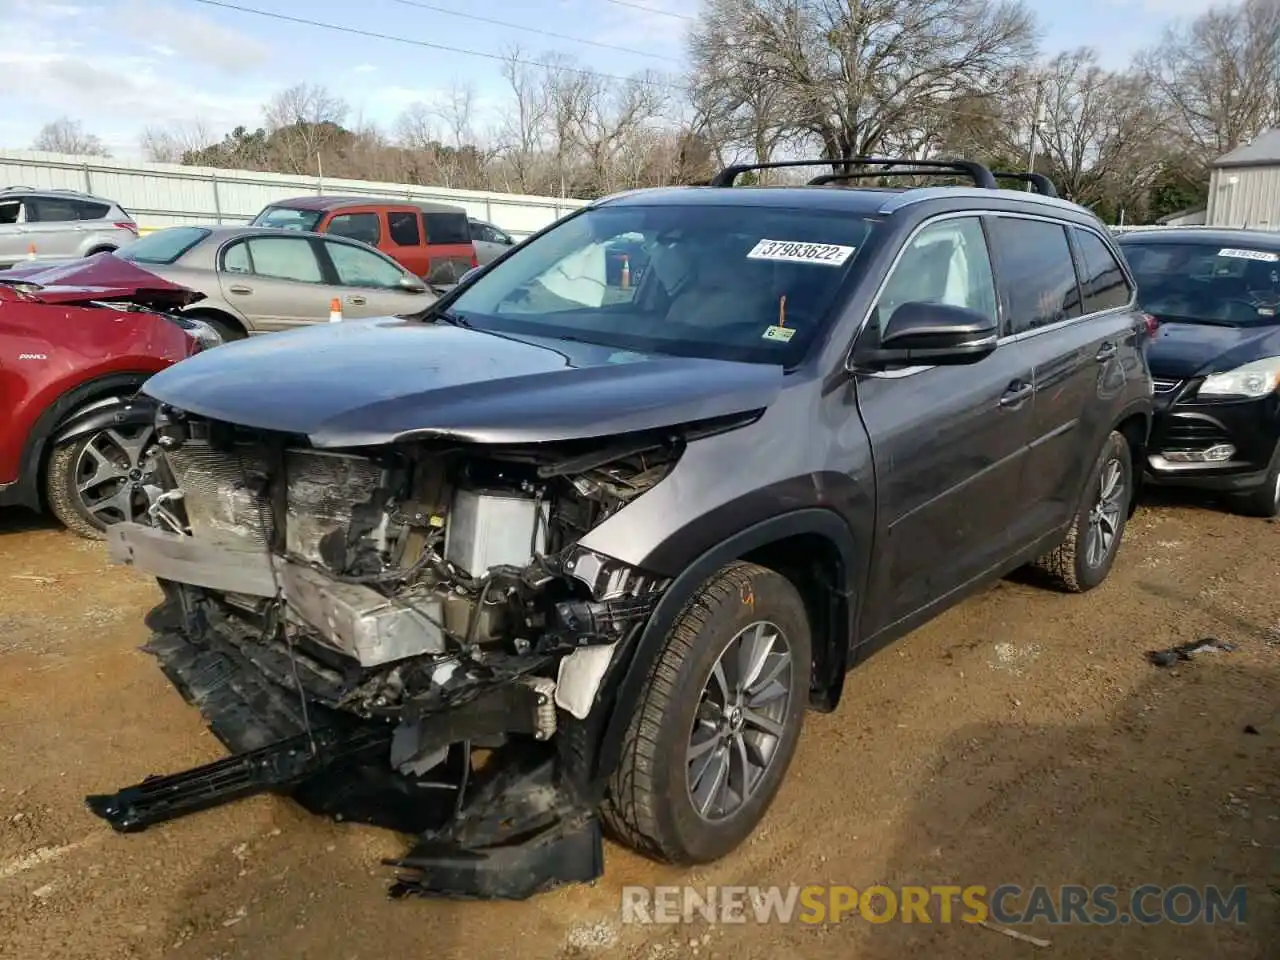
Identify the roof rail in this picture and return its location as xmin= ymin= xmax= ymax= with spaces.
xmin=991 ymin=172 xmax=1059 ymax=198
xmin=709 ymin=157 xmax=998 ymax=190
xmin=1 ymin=185 xmax=36 ymax=192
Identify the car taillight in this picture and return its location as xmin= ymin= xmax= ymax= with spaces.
xmin=471 ymin=251 xmax=479 ymax=268
xmin=115 ymin=222 xmax=139 ymax=236
xmin=1142 ymin=313 xmax=1159 ymax=337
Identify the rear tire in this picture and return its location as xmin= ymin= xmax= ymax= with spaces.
xmin=1232 ymin=446 xmax=1280 ymax=518
xmin=1032 ymin=430 xmax=1133 ymax=593
xmin=601 ymin=561 xmax=811 ymax=865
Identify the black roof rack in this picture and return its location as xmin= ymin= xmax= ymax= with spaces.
xmin=708 ymin=157 xmax=999 ymax=190
xmin=991 ymin=172 xmax=1059 ymax=198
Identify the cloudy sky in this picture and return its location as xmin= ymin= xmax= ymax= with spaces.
xmin=2 ymin=0 xmax=1219 ymax=158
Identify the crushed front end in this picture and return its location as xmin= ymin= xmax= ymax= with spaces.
xmin=90 ymin=404 xmax=677 ymax=899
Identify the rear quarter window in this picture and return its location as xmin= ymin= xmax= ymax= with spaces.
xmin=76 ymin=200 xmax=111 ymax=220
xmin=423 ymin=212 xmax=470 ymax=244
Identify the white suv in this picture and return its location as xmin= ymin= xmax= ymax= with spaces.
xmin=0 ymin=187 xmax=139 ymax=267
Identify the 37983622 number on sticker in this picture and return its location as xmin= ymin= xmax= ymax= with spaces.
xmin=748 ymin=239 xmax=857 ymax=266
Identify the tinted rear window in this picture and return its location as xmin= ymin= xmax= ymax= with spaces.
xmin=116 ymin=227 xmax=210 ymax=264
xmin=423 ymin=212 xmax=470 ymax=244
xmin=252 ymin=206 xmax=323 ymax=231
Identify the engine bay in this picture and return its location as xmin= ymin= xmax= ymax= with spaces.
xmin=110 ymin=404 xmax=690 ymax=741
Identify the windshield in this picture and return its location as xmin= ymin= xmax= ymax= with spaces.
xmin=1122 ymin=240 xmax=1280 ymax=327
xmin=116 ymin=227 xmax=210 ymax=264
xmin=252 ymin=206 xmax=323 ymax=231
xmin=446 ymin=204 xmax=874 ymax=365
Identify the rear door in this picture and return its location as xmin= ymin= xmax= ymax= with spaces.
xmin=386 ymin=208 xmax=430 ymax=276
xmin=986 ymin=215 xmax=1139 ymax=543
xmin=470 ymin=220 xmax=512 ymax=265
xmin=856 ymin=214 xmax=1037 ymax=636
xmin=219 ymin=235 xmax=333 ymax=330
xmin=317 ymin=238 xmax=432 ymax=318
xmin=22 ymin=196 xmax=82 ymax=259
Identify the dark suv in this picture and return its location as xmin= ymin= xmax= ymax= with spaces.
xmin=87 ymin=158 xmax=1153 ymax=900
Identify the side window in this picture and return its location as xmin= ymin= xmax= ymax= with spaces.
xmin=0 ymin=198 xmax=22 ymax=225
xmin=244 ymin=237 xmax=324 ymax=283
xmin=27 ymin=198 xmax=80 ymax=223
xmin=222 ymin=241 xmax=252 ymax=274
xmin=873 ymin=217 xmax=998 ymax=334
xmin=325 ymin=241 xmax=406 ymax=289
xmin=1073 ymin=228 xmax=1132 ymax=313
xmin=75 ymin=200 xmax=111 ymax=220
xmin=388 ymin=211 xmax=421 ymax=246
xmin=987 ymin=217 xmax=1082 ymax=334
xmin=327 ymin=212 xmax=381 ymax=246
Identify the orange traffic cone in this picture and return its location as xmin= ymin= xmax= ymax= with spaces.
xmin=620 ymin=255 xmax=631 ymax=290
xmin=329 ymin=297 xmax=342 ymax=323
xmin=26 ymin=242 xmax=36 ymax=260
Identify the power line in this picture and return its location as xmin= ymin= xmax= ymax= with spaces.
xmin=600 ymin=0 xmax=696 ymax=20
xmin=182 ymin=0 xmax=684 ymax=88
xmin=388 ymin=0 xmax=682 ymax=63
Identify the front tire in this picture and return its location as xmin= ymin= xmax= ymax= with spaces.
xmin=45 ymin=423 xmax=159 ymax=540
xmin=1032 ymin=430 xmax=1133 ymax=593
xmin=601 ymin=561 xmax=811 ymax=864
xmin=1232 ymin=446 xmax=1280 ymax=518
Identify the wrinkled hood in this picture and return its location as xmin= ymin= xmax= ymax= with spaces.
xmin=0 ymin=252 xmax=203 ymax=310
xmin=142 ymin=317 xmax=785 ymax=447
xmin=1146 ymin=317 xmax=1280 ymax=380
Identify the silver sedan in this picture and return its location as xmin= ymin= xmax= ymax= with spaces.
xmin=114 ymin=225 xmax=437 ymax=340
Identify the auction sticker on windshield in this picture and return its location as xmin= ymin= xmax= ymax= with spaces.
xmin=1217 ymin=247 xmax=1279 ymax=262
xmin=748 ymin=239 xmax=856 ymax=266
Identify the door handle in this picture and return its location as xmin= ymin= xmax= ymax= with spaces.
xmin=345 ymin=295 xmax=367 ymax=305
xmin=228 ymin=284 xmax=252 ymax=295
xmin=1095 ymin=341 xmax=1117 ymax=361
xmin=999 ymin=381 xmax=1034 ymax=407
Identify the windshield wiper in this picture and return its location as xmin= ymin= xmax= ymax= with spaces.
xmin=433 ymin=308 xmax=473 ymax=328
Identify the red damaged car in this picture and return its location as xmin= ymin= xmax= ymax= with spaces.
xmin=0 ymin=255 xmax=220 ymax=538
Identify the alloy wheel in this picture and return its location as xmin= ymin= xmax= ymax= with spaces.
xmin=686 ymin=620 xmax=794 ymax=822
xmin=1085 ymin=457 xmax=1125 ymax=568
xmin=72 ymin=425 xmax=159 ymax=527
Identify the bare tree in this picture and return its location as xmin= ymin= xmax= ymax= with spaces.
xmin=1140 ymin=0 xmax=1280 ymax=165
xmin=139 ymin=119 xmax=214 ymax=162
xmin=33 ymin=117 xmax=110 ymax=156
xmin=688 ymin=0 xmax=1036 ymax=168
xmin=498 ymin=46 xmax=554 ymax=193
xmin=263 ymin=83 xmax=350 ymax=175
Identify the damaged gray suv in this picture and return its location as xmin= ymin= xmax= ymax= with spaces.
xmin=89 ymin=159 xmax=1154 ymax=899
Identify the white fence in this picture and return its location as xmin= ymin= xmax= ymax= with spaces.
xmin=0 ymin=151 xmax=590 ymax=238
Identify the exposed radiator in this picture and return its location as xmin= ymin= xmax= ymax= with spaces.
xmin=164 ymin=444 xmax=386 ymax=563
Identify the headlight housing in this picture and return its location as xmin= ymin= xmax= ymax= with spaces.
xmin=1197 ymin=356 xmax=1280 ymax=399
xmin=167 ymin=314 xmax=223 ymax=352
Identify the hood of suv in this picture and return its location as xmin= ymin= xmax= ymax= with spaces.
xmin=1145 ymin=317 xmax=1280 ymax=380
xmin=0 ymin=253 xmax=202 ymax=311
xmin=142 ymin=317 xmax=785 ymax=447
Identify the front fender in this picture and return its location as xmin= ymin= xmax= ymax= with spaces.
xmin=590 ymin=507 xmax=859 ymax=782
xmin=53 ymin=394 xmax=157 ymax=446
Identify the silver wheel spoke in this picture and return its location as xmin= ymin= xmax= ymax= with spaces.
xmin=105 ymin=428 xmax=151 ymax=468
xmin=685 ymin=618 xmax=793 ymax=823
xmin=76 ymin=447 xmax=128 ymax=494
xmin=691 ymin=746 xmax=729 ymax=816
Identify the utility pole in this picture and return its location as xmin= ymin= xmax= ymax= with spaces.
xmin=1026 ymin=75 xmax=1045 ymax=192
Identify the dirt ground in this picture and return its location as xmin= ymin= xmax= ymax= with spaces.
xmin=0 ymin=495 xmax=1276 ymax=960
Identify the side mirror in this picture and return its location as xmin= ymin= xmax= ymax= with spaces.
xmin=859 ymin=302 xmax=998 ymax=367
xmin=399 ymin=275 xmax=428 ymax=293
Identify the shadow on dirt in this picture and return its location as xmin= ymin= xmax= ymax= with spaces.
xmin=832 ymin=660 xmax=1280 ymax=960
xmin=0 ymin=508 xmax=60 ymax=536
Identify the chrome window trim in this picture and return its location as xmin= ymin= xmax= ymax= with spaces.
xmin=848 ymin=208 xmax=1137 ymax=380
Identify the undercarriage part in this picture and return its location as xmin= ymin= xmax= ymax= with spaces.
xmin=85 ymin=726 xmax=392 ymax=834
xmin=280 ymin=562 xmax=447 ymax=666
xmin=385 ymin=748 xmax=605 ymax=900
xmin=108 ymin=522 xmax=279 ymax=597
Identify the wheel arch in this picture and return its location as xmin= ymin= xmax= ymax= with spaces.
xmin=591 ymin=508 xmax=859 ymax=782
xmin=182 ymin=306 xmax=248 ymax=339
xmin=1113 ymin=404 xmax=1151 ymax=517
xmin=11 ymin=372 xmax=152 ymax=512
